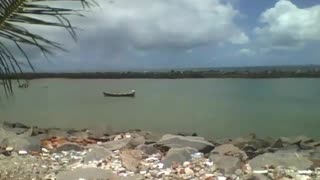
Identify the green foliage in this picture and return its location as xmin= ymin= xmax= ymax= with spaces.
xmin=0 ymin=0 xmax=96 ymax=97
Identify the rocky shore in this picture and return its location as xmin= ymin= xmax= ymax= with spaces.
xmin=0 ymin=122 xmax=320 ymax=180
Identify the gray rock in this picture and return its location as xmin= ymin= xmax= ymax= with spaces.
xmin=3 ymin=122 xmax=29 ymax=129
xmin=249 ymin=152 xmax=313 ymax=170
xmin=299 ymin=143 xmax=315 ymax=150
xmin=136 ymin=144 xmax=160 ymax=155
xmin=157 ymin=134 xmax=214 ymax=153
xmin=129 ymin=134 xmax=145 ymax=147
xmin=309 ymin=151 xmax=320 ymax=167
xmin=243 ymin=174 xmax=270 ymax=180
xmin=69 ymin=131 xmax=89 ymax=139
xmin=120 ymin=174 xmax=144 ymax=180
xmin=55 ymin=143 xmax=84 ymax=152
xmin=120 ymin=149 xmax=143 ymax=172
xmin=25 ymin=134 xmax=47 ymax=152
xmin=309 ymin=141 xmax=320 ymax=147
xmin=144 ymin=132 xmax=162 ymax=144
xmin=100 ymin=138 xmax=131 ymax=150
xmin=271 ymin=138 xmax=284 ymax=148
xmin=209 ymin=154 xmax=241 ymax=174
xmin=56 ymin=168 xmax=119 ymax=180
xmin=231 ymin=137 xmax=270 ymax=150
xmin=162 ymin=147 xmax=197 ymax=168
xmin=3 ymin=127 xmax=28 ymax=135
xmin=84 ymin=146 xmax=113 ymax=163
xmin=281 ymin=136 xmax=314 ymax=145
xmin=0 ymin=128 xmax=33 ymax=151
xmin=47 ymin=129 xmax=68 ymax=138
xmin=211 ymin=144 xmax=248 ymax=160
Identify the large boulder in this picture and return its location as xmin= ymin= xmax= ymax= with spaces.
xmin=120 ymin=149 xmax=144 ymax=172
xmin=162 ymin=147 xmax=197 ymax=168
xmin=47 ymin=129 xmax=68 ymax=138
xmin=156 ymin=134 xmax=214 ymax=153
xmin=0 ymin=128 xmax=34 ymax=151
xmin=211 ymin=144 xmax=248 ymax=160
xmin=84 ymin=146 xmax=113 ymax=163
xmin=56 ymin=168 xmax=119 ymax=180
xmin=100 ymin=134 xmax=145 ymax=151
xmin=55 ymin=143 xmax=84 ymax=153
xmin=280 ymin=136 xmax=314 ymax=145
xmin=249 ymin=152 xmax=313 ymax=170
xmin=209 ymin=154 xmax=241 ymax=174
xmin=231 ymin=137 xmax=270 ymax=150
xmin=100 ymin=138 xmax=132 ymax=151
xmin=135 ymin=144 xmax=160 ymax=155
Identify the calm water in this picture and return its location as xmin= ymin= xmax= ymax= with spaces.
xmin=1 ymin=79 xmax=320 ymax=139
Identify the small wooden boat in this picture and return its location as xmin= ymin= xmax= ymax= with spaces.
xmin=103 ymin=90 xmax=135 ymax=97
xmin=18 ymin=83 xmax=29 ymax=88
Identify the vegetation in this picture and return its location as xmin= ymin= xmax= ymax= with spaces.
xmin=2 ymin=68 xmax=320 ymax=79
xmin=0 ymin=0 xmax=96 ymax=97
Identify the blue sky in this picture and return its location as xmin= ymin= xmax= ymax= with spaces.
xmin=24 ymin=0 xmax=320 ymax=71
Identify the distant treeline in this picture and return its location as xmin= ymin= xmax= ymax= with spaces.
xmin=2 ymin=69 xmax=320 ymax=79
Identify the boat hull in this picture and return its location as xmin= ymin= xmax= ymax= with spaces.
xmin=103 ymin=92 xmax=135 ymax=97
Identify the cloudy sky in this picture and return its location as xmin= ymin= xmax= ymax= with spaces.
xmin=23 ymin=0 xmax=320 ymax=72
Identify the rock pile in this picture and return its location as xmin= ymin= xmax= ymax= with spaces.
xmin=0 ymin=122 xmax=320 ymax=179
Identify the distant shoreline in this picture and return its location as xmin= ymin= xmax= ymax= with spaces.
xmin=2 ymin=70 xmax=320 ymax=79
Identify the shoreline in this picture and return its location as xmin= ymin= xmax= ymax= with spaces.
xmin=3 ymin=70 xmax=320 ymax=80
xmin=1 ymin=122 xmax=320 ymax=179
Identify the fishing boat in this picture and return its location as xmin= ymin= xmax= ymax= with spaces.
xmin=103 ymin=90 xmax=135 ymax=97
xmin=18 ymin=83 xmax=29 ymax=88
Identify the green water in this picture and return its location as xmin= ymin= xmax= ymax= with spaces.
xmin=1 ymin=78 xmax=320 ymax=139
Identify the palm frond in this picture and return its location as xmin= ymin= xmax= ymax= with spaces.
xmin=0 ymin=0 xmax=97 ymax=97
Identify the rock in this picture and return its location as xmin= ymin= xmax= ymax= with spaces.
xmin=84 ymin=146 xmax=112 ymax=163
xmin=25 ymin=134 xmax=46 ymax=152
xmin=3 ymin=127 xmax=28 ymax=135
xmin=298 ymin=143 xmax=314 ymax=150
xmin=18 ymin=150 xmax=28 ymax=155
xmin=5 ymin=147 xmax=13 ymax=152
xmin=3 ymin=122 xmax=29 ymax=129
xmin=271 ymin=138 xmax=284 ymax=148
xmin=129 ymin=134 xmax=145 ymax=148
xmin=55 ymin=143 xmax=84 ymax=152
xmin=120 ymin=174 xmax=144 ymax=180
xmin=211 ymin=144 xmax=248 ymax=160
xmin=31 ymin=127 xmax=46 ymax=136
xmin=243 ymin=174 xmax=270 ymax=180
xmin=176 ymin=132 xmax=198 ymax=136
xmin=47 ymin=129 xmax=68 ymax=138
xmin=156 ymin=134 xmax=214 ymax=153
xmin=231 ymin=137 xmax=270 ymax=150
xmin=144 ymin=132 xmax=162 ymax=144
xmin=0 ymin=129 xmax=31 ymax=151
xmin=308 ymin=151 xmax=320 ymax=166
xmin=69 ymin=131 xmax=89 ymax=139
xmin=249 ymin=152 xmax=313 ymax=170
xmin=309 ymin=141 xmax=320 ymax=147
xmin=56 ymin=168 xmax=119 ymax=180
xmin=100 ymin=138 xmax=131 ymax=150
xmin=41 ymin=148 xmax=49 ymax=153
xmin=136 ymin=144 xmax=160 ymax=155
xmin=120 ymin=149 xmax=143 ymax=172
xmin=281 ymin=136 xmax=314 ymax=145
xmin=184 ymin=167 xmax=194 ymax=176
xmin=162 ymin=147 xmax=197 ymax=168
xmin=209 ymin=154 xmax=241 ymax=174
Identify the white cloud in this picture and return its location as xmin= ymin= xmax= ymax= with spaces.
xmin=238 ymin=48 xmax=255 ymax=56
xmin=255 ymin=0 xmax=320 ymax=50
xmin=86 ymin=0 xmax=248 ymax=49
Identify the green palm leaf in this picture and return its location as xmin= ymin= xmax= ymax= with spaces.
xmin=0 ymin=0 xmax=97 ymax=97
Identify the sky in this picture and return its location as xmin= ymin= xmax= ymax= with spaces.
xmin=17 ymin=0 xmax=320 ymax=72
